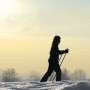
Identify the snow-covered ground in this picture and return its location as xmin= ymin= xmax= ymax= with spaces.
xmin=0 ymin=81 xmax=90 ymax=90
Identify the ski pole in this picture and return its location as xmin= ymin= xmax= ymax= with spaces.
xmin=52 ymin=53 xmax=67 ymax=81
xmin=59 ymin=53 xmax=66 ymax=67
xmin=49 ymin=55 xmax=63 ymax=81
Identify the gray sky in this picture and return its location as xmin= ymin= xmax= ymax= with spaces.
xmin=0 ymin=0 xmax=90 ymax=37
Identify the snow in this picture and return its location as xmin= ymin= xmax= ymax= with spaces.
xmin=0 ymin=81 xmax=90 ymax=90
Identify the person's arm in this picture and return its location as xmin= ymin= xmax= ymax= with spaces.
xmin=58 ymin=49 xmax=69 ymax=54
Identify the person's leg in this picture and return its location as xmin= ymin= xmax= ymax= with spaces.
xmin=40 ymin=63 xmax=53 ymax=82
xmin=54 ymin=63 xmax=61 ymax=81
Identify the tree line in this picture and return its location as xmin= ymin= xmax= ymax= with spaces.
xmin=0 ymin=68 xmax=88 ymax=82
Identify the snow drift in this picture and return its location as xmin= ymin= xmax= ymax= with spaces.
xmin=0 ymin=81 xmax=90 ymax=90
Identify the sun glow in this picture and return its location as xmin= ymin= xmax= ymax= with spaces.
xmin=0 ymin=0 xmax=19 ymax=18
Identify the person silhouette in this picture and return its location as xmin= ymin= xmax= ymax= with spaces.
xmin=40 ymin=36 xmax=69 ymax=82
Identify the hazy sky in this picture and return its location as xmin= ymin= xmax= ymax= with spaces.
xmin=0 ymin=0 xmax=90 ymax=78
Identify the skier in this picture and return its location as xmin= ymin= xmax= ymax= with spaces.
xmin=40 ymin=36 xmax=69 ymax=82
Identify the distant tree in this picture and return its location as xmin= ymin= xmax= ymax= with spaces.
xmin=71 ymin=69 xmax=86 ymax=81
xmin=2 ymin=68 xmax=20 ymax=82
xmin=29 ymin=71 xmax=41 ymax=81
xmin=88 ymin=79 xmax=90 ymax=81
xmin=61 ymin=68 xmax=70 ymax=80
xmin=0 ymin=69 xmax=3 ymax=81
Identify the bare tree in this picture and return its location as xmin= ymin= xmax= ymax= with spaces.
xmin=61 ymin=68 xmax=70 ymax=80
xmin=28 ymin=71 xmax=41 ymax=81
xmin=2 ymin=68 xmax=20 ymax=82
xmin=0 ymin=69 xmax=3 ymax=81
xmin=71 ymin=69 xmax=86 ymax=81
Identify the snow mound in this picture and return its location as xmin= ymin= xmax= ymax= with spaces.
xmin=0 ymin=81 xmax=90 ymax=90
xmin=60 ymin=81 xmax=90 ymax=90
